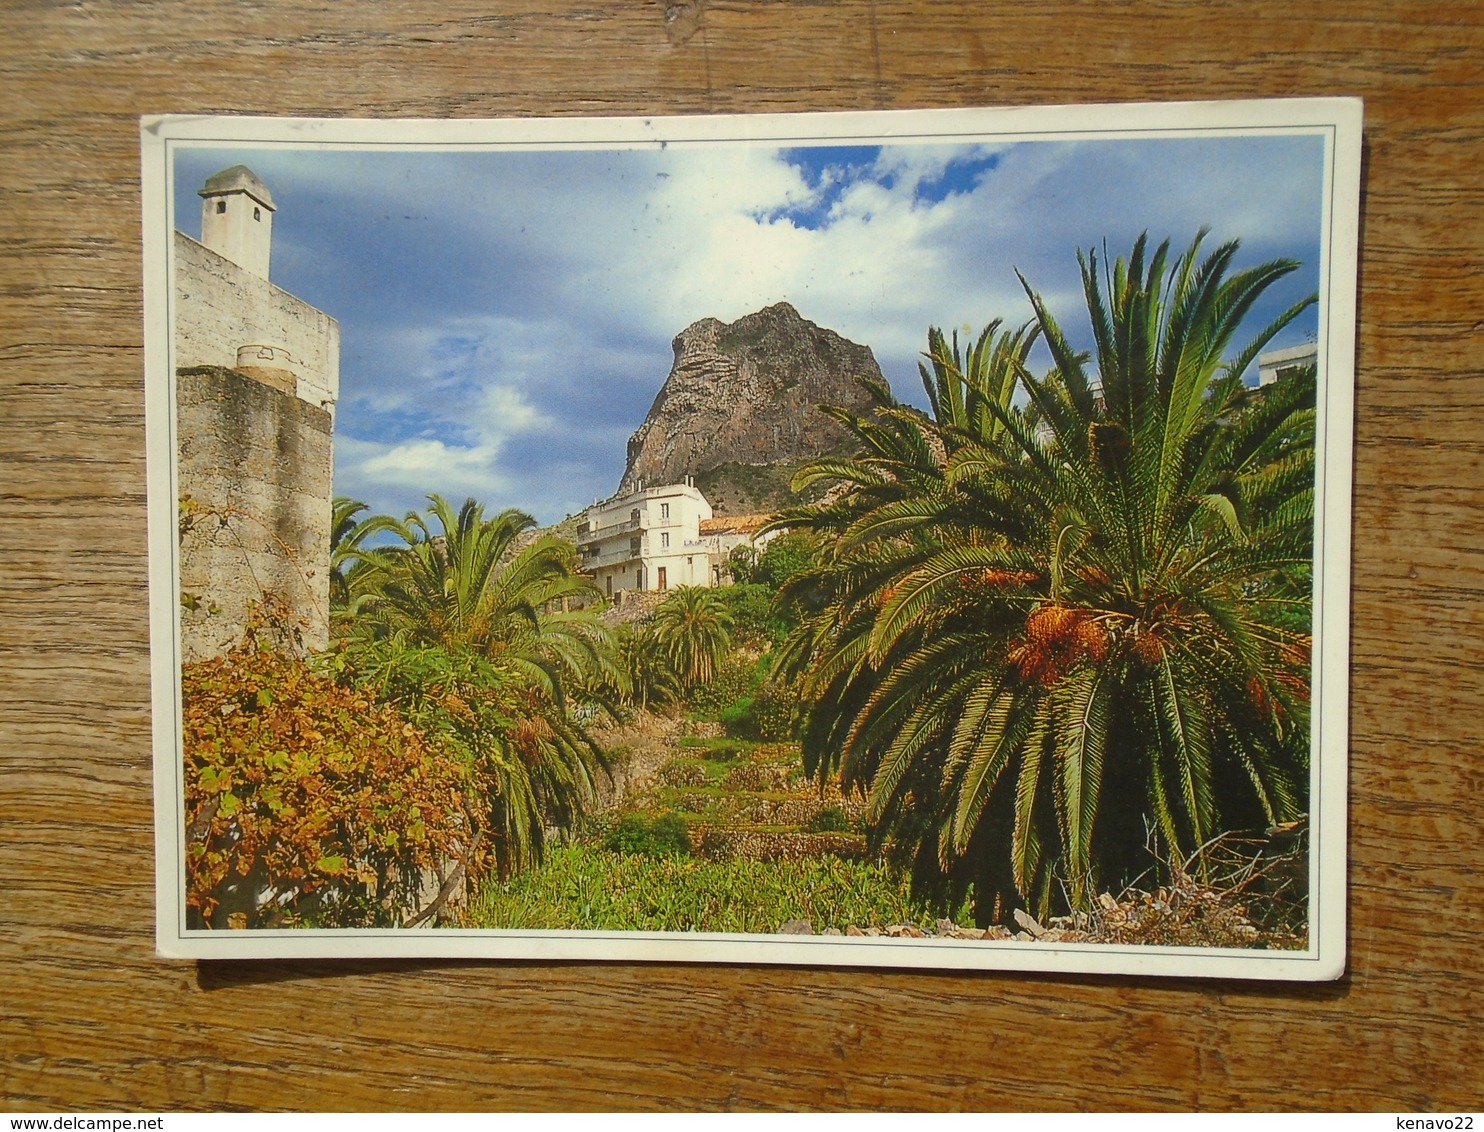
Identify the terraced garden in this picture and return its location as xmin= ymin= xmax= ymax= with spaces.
xmin=469 ymin=716 xmax=1309 ymax=949
xmin=469 ymin=726 xmax=969 ymax=935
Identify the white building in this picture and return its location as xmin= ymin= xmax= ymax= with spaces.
xmin=577 ymin=481 xmax=715 ymax=597
xmin=576 ymin=484 xmax=783 ymax=597
xmin=1257 ymin=342 xmax=1318 ymax=388
xmin=692 ymin=514 xmax=782 ymax=580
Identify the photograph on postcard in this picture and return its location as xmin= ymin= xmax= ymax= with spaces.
xmin=143 ymin=101 xmax=1359 ymax=976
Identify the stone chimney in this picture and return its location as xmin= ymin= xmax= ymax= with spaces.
xmin=198 ymin=164 xmax=276 ymax=280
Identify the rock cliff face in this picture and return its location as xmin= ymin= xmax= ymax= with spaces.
xmin=617 ymin=303 xmax=881 ymax=496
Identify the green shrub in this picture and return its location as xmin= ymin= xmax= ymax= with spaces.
xmin=604 ymin=814 xmax=649 ymax=855
xmin=603 ymin=811 xmax=692 ymax=857
xmin=727 ymin=546 xmax=758 ymax=585
xmin=650 ymin=812 xmax=693 ymax=856
xmin=719 ymin=695 xmax=756 ymax=737
xmin=687 ymin=653 xmax=763 ymax=716
xmin=752 ymin=530 xmax=823 ymax=589
xmin=751 ymin=679 xmax=799 ymax=741
xmin=716 ymin=583 xmax=790 ymax=646
xmin=808 ymin=806 xmax=852 ymax=834
xmin=710 ymin=677 xmax=798 ymax=741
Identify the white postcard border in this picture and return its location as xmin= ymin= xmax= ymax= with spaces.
xmin=143 ymin=98 xmax=1362 ymax=979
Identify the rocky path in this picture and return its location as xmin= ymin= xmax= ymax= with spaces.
xmin=588 ymin=711 xmax=722 ymax=811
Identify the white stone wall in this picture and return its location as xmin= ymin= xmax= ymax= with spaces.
xmin=684 ymin=526 xmax=782 ymax=584
xmin=644 ymin=548 xmax=712 ymax=590
xmin=174 ymin=232 xmax=340 ymax=410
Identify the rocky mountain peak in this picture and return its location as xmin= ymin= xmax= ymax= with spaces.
xmin=617 ymin=303 xmax=881 ymax=498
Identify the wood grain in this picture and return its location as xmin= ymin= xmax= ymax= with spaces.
xmin=3 ymin=0 xmax=1482 ymax=1112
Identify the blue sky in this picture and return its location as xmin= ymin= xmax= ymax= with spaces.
xmin=173 ymin=131 xmax=1327 ymax=525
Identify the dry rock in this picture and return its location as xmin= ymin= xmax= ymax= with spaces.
xmin=619 ymin=303 xmax=881 ymax=495
xmin=1013 ymin=908 xmax=1049 ymax=938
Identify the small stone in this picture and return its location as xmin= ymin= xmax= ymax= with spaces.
xmin=936 ymin=918 xmax=958 ymax=936
xmin=778 ymin=918 xmax=813 ymax=935
xmin=821 ymin=927 xmax=843 ymax=936
xmin=845 ymin=925 xmax=865 ymax=937
xmin=1013 ymin=908 xmax=1048 ymax=938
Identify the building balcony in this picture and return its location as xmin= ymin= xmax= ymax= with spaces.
xmin=582 ymin=516 xmax=642 ymax=541
xmin=581 ymin=544 xmax=645 ymax=569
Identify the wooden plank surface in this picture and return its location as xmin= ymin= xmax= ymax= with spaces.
xmin=3 ymin=0 xmax=1481 ymax=1112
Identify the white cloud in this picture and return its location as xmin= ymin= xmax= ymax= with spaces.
xmin=335 ymin=433 xmax=509 ymax=516
xmin=334 ymin=344 xmax=548 ymax=516
xmin=178 ymin=130 xmax=1326 ymax=523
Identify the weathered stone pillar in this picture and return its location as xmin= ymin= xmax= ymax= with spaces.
xmin=176 ymin=365 xmax=332 ymax=660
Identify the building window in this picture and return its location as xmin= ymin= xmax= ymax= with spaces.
xmin=253 ymin=207 xmax=262 ymax=221
xmin=661 ymin=502 xmax=670 ymax=520
xmin=630 ymin=536 xmax=641 ymax=556
xmin=215 ymin=200 xmax=226 ymax=214
xmin=661 ymin=532 xmax=670 ymax=549
xmin=657 ymin=566 xmax=667 ymax=590
xmin=630 ymin=508 xmax=640 ymax=524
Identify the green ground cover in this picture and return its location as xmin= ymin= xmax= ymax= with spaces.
xmin=470 ymin=845 xmax=941 ymax=934
xmin=467 ymin=731 xmax=955 ymax=933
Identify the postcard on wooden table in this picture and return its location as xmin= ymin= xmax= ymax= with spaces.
xmin=142 ymin=98 xmax=1360 ymax=978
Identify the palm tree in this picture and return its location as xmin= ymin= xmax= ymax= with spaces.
xmin=360 ymin=495 xmax=611 ymax=683
xmin=651 ymin=585 xmax=734 ymax=689
xmin=615 ymin=620 xmax=685 ymax=711
xmin=329 ymin=496 xmax=397 ymax=622
xmin=346 ymin=494 xmax=615 ymax=878
xmin=775 ymin=232 xmax=1317 ymax=922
